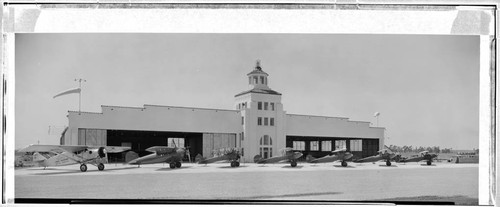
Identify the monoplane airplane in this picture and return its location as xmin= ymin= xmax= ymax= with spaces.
xmin=195 ymin=148 xmax=241 ymax=167
xmin=254 ymin=148 xmax=303 ymax=167
xmin=306 ymin=148 xmax=353 ymax=167
xmin=353 ymin=148 xmax=397 ymax=166
xmin=398 ymin=151 xmax=438 ymax=165
xmin=18 ymin=144 xmax=131 ymax=172
xmin=126 ymin=144 xmax=190 ymax=169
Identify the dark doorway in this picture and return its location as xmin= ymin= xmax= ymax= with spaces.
xmin=107 ymin=129 xmax=203 ymax=162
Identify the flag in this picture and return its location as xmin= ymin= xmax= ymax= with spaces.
xmin=53 ymin=87 xmax=81 ymax=99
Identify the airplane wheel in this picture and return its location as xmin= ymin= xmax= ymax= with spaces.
xmin=175 ymin=161 xmax=182 ymax=168
xmin=291 ymin=161 xmax=297 ymax=167
xmin=230 ymin=162 xmax=235 ymax=167
xmin=427 ymin=160 xmax=432 ymax=165
xmin=236 ymin=162 xmax=240 ymax=167
xmin=97 ymin=163 xmax=105 ymax=171
xmin=169 ymin=162 xmax=176 ymax=169
xmin=341 ymin=161 xmax=347 ymax=167
xmin=386 ymin=161 xmax=391 ymax=166
xmin=80 ymin=164 xmax=88 ymax=172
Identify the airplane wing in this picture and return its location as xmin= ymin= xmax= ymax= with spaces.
xmin=18 ymin=144 xmax=88 ymax=153
xmin=89 ymin=146 xmax=130 ymax=153
xmin=332 ymin=148 xmax=347 ymax=154
xmin=145 ymin=146 xmax=176 ymax=154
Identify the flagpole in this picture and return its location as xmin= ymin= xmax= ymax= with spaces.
xmin=74 ymin=78 xmax=86 ymax=115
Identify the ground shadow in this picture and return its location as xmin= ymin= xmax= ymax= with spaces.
xmin=373 ymin=195 xmax=478 ymax=205
xmin=281 ymin=165 xmax=304 ymax=169
xmin=236 ymin=191 xmax=342 ymax=199
xmin=31 ymin=166 xmax=139 ymax=175
xmin=378 ymin=165 xmax=398 ymax=167
xmin=420 ymin=164 xmax=437 ymax=166
xmin=218 ymin=165 xmax=249 ymax=169
xmin=155 ymin=166 xmax=193 ymax=171
xmin=333 ymin=165 xmax=355 ymax=168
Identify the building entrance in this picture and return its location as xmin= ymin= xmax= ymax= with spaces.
xmin=106 ymin=129 xmax=203 ymax=162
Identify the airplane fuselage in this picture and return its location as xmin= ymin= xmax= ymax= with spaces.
xmin=35 ymin=151 xmax=106 ymax=167
xmin=127 ymin=152 xmax=183 ymax=165
xmin=309 ymin=153 xmax=353 ymax=163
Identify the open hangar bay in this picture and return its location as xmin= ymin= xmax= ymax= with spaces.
xmin=15 ymin=162 xmax=478 ymax=205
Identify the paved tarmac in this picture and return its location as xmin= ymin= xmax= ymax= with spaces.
xmin=15 ymin=162 xmax=478 ymax=204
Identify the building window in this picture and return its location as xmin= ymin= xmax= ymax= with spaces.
xmin=310 ymin=141 xmax=319 ymax=151
xmin=321 ymin=141 xmax=332 ymax=151
xmin=293 ymin=141 xmax=305 ymax=151
xmin=258 ymin=117 xmax=262 ymax=125
xmin=259 ymin=135 xmax=273 ymax=159
xmin=264 ymin=118 xmax=268 ymax=126
xmin=260 ymin=76 xmax=265 ymax=84
xmin=270 ymin=103 xmax=275 ymax=111
xmin=258 ymin=102 xmax=262 ymax=110
xmin=168 ymin=138 xmax=185 ymax=147
xmin=241 ymin=132 xmax=244 ymax=141
xmin=254 ymin=76 xmax=258 ymax=84
xmin=335 ymin=140 xmax=346 ymax=150
xmin=350 ymin=140 xmax=363 ymax=151
xmin=241 ymin=116 xmax=244 ymax=125
xmin=270 ymin=118 xmax=274 ymax=126
xmin=241 ymin=148 xmax=244 ymax=156
xmin=264 ymin=102 xmax=268 ymax=110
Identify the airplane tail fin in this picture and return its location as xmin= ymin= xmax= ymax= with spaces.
xmin=253 ymin=155 xmax=263 ymax=163
xmin=306 ymin=154 xmax=314 ymax=163
xmin=32 ymin=152 xmax=47 ymax=162
xmin=125 ymin=151 xmax=139 ymax=163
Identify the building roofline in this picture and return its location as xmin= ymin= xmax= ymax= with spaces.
xmin=144 ymin=104 xmax=240 ymax=113
xmin=101 ymin=105 xmax=145 ymax=110
xmin=68 ymin=110 xmax=103 ymax=115
xmin=234 ymin=90 xmax=282 ymax=97
xmin=286 ymin=113 xmax=349 ymax=120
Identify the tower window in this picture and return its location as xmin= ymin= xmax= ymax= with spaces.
xmin=260 ymin=76 xmax=265 ymax=84
xmin=270 ymin=118 xmax=274 ymax=126
xmin=264 ymin=118 xmax=268 ymax=126
xmin=241 ymin=116 xmax=244 ymax=125
xmin=270 ymin=103 xmax=275 ymax=111
xmin=264 ymin=102 xmax=268 ymax=110
xmin=254 ymin=76 xmax=258 ymax=84
xmin=258 ymin=117 xmax=262 ymax=125
xmin=258 ymin=102 xmax=262 ymax=110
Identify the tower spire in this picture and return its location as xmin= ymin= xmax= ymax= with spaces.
xmin=255 ymin=59 xmax=262 ymax=71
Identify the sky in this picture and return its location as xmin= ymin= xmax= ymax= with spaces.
xmin=15 ymin=33 xmax=479 ymax=150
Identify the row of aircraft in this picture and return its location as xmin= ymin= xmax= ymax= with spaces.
xmin=18 ymin=144 xmax=438 ymax=172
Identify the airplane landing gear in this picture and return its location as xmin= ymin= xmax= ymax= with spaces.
xmin=169 ymin=162 xmax=176 ymax=169
xmin=97 ymin=163 xmax=105 ymax=171
xmin=175 ymin=161 xmax=182 ymax=168
xmin=427 ymin=160 xmax=432 ymax=165
xmin=290 ymin=161 xmax=297 ymax=167
xmin=386 ymin=161 xmax=392 ymax=166
xmin=80 ymin=164 xmax=88 ymax=172
xmin=341 ymin=161 xmax=348 ymax=167
xmin=230 ymin=161 xmax=240 ymax=167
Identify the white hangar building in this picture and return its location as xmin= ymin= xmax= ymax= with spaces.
xmin=61 ymin=61 xmax=385 ymax=162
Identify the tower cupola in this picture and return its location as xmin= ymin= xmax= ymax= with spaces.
xmin=247 ymin=60 xmax=269 ymax=89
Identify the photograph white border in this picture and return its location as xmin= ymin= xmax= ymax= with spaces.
xmin=1 ymin=1 xmax=497 ymax=205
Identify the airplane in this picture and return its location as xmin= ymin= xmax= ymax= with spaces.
xmin=353 ymin=148 xmax=397 ymax=166
xmin=126 ymin=144 xmax=190 ymax=169
xmin=195 ymin=148 xmax=241 ymax=167
xmin=398 ymin=151 xmax=438 ymax=165
xmin=305 ymin=148 xmax=354 ymax=167
xmin=18 ymin=144 xmax=131 ymax=172
xmin=253 ymin=148 xmax=303 ymax=167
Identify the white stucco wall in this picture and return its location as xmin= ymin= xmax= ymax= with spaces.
xmin=286 ymin=114 xmax=385 ymax=149
xmin=65 ymin=105 xmax=243 ymax=145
